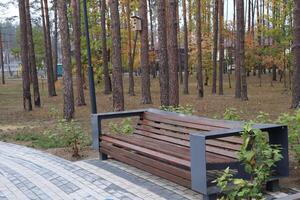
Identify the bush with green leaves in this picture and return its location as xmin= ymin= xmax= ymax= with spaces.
xmin=159 ymin=104 xmax=195 ymax=115
xmin=109 ymin=118 xmax=134 ymax=135
xmin=222 ymin=108 xmax=241 ymax=120
xmin=277 ymin=110 xmax=300 ymax=164
xmin=214 ymin=123 xmax=283 ymax=200
xmin=55 ymin=119 xmax=90 ymax=157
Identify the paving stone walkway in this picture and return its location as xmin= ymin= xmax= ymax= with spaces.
xmin=0 ymin=142 xmax=202 ymax=200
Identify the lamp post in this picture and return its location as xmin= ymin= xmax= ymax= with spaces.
xmin=83 ymin=0 xmax=97 ymax=114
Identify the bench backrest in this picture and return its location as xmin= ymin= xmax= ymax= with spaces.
xmin=134 ymin=110 xmax=243 ymax=160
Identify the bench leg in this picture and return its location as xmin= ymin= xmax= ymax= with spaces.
xmin=100 ymin=153 xmax=108 ymax=160
xmin=190 ymin=134 xmax=208 ymax=196
xmin=237 ymin=164 xmax=251 ymax=179
xmin=266 ymin=179 xmax=280 ymax=192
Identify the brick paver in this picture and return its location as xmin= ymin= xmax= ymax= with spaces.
xmin=0 ymin=142 xmax=202 ymax=200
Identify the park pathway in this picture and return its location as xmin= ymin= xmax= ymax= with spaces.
xmin=0 ymin=142 xmax=202 ymax=200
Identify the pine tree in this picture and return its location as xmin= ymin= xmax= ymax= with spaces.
xmin=58 ymin=0 xmax=75 ymax=120
xmin=18 ymin=0 xmax=32 ymax=111
xmin=109 ymin=0 xmax=125 ymax=111
xmin=71 ymin=0 xmax=86 ymax=106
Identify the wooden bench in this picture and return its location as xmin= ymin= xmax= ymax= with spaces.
xmin=91 ymin=109 xmax=289 ymax=199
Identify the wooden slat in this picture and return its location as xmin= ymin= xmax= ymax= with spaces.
xmin=101 ymin=142 xmax=191 ymax=179
xmin=101 ymin=146 xmax=191 ymax=188
xmin=101 ymin=135 xmax=191 ymax=167
xmin=144 ymin=112 xmax=223 ymax=131
xmin=206 ymin=146 xmax=237 ymax=159
xmin=103 ymin=134 xmax=190 ymax=160
xmin=145 ymin=111 xmax=237 ymax=129
xmin=139 ymin=119 xmax=193 ymax=134
xmin=136 ymin=124 xmax=189 ymax=140
xmin=134 ymin=129 xmax=190 ymax=147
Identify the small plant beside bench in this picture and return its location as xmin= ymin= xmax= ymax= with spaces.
xmin=91 ymin=109 xmax=289 ymax=199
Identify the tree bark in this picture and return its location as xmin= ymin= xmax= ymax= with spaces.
xmin=157 ymin=0 xmax=169 ymax=106
xmin=0 ymin=31 xmax=4 ymax=85
xmin=140 ymin=0 xmax=152 ymax=104
xmin=25 ymin=0 xmax=41 ymax=107
xmin=219 ymin=0 xmax=224 ymax=95
xmin=236 ymin=0 xmax=248 ymax=100
xmin=167 ymin=0 xmax=179 ymax=106
xmin=99 ymin=0 xmax=112 ymax=95
xmin=71 ymin=0 xmax=86 ymax=106
xmin=292 ymin=0 xmax=300 ymax=108
xmin=196 ymin=0 xmax=204 ymax=98
xmin=58 ymin=0 xmax=75 ymax=120
xmin=18 ymin=0 xmax=32 ymax=111
xmin=182 ymin=0 xmax=189 ymax=94
xmin=41 ymin=0 xmax=56 ymax=97
xmin=109 ymin=0 xmax=124 ymax=111
xmin=53 ymin=0 xmax=58 ymax=81
xmin=125 ymin=0 xmax=134 ymax=96
xmin=212 ymin=0 xmax=219 ymax=94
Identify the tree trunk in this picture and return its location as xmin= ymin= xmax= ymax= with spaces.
xmin=25 ymin=0 xmax=41 ymax=107
xmin=167 ymin=0 xmax=179 ymax=106
xmin=58 ymin=0 xmax=75 ymax=120
xmin=0 ymin=31 xmax=4 ymax=85
xmin=272 ymin=65 xmax=277 ymax=81
xmin=139 ymin=0 xmax=152 ymax=104
xmin=212 ymin=0 xmax=219 ymax=94
xmin=236 ymin=0 xmax=248 ymax=100
xmin=125 ymin=0 xmax=134 ymax=96
xmin=109 ymin=0 xmax=124 ymax=111
xmin=292 ymin=0 xmax=300 ymax=108
xmin=71 ymin=0 xmax=86 ymax=106
xmin=100 ymin=0 xmax=112 ymax=95
xmin=182 ymin=0 xmax=189 ymax=95
xmin=157 ymin=0 xmax=169 ymax=106
xmin=53 ymin=0 xmax=58 ymax=81
xmin=41 ymin=0 xmax=56 ymax=97
xmin=219 ymin=0 xmax=224 ymax=95
xmin=196 ymin=0 xmax=204 ymax=98
xmin=18 ymin=0 xmax=32 ymax=111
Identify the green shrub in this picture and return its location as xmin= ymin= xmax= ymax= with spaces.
xmin=277 ymin=110 xmax=300 ymax=164
xmin=214 ymin=123 xmax=283 ymax=200
xmin=254 ymin=111 xmax=271 ymax=123
xmin=223 ymin=108 xmax=241 ymax=120
xmin=160 ymin=104 xmax=195 ymax=115
xmin=109 ymin=118 xmax=134 ymax=135
xmin=55 ymin=119 xmax=90 ymax=157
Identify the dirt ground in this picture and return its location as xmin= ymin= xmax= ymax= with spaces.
xmin=0 ymin=73 xmax=298 ymax=187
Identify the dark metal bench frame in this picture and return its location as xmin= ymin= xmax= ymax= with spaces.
xmin=91 ymin=109 xmax=289 ymax=199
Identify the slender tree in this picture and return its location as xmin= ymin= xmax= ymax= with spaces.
xmin=140 ymin=0 xmax=152 ymax=104
xmin=182 ymin=0 xmax=189 ymax=94
xmin=53 ymin=0 xmax=58 ymax=81
xmin=71 ymin=0 xmax=86 ymax=106
xmin=167 ymin=0 xmax=179 ymax=106
xmin=219 ymin=0 xmax=224 ymax=95
xmin=99 ymin=0 xmax=112 ymax=95
xmin=41 ymin=0 xmax=56 ymax=96
xmin=18 ymin=0 xmax=32 ymax=111
xmin=0 ymin=30 xmax=4 ymax=85
xmin=196 ymin=0 xmax=204 ymax=98
xmin=157 ymin=0 xmax=169 ymax=106
xmin=25 ymin=0 xmax=41 ymax=107
xmin=236 ymin=0 xmax=248 ymax=100
xmin=109 ymin=0 xmax=124 ymax=111
xmin=212 ymin=0 xmax=219 ymax=94
xmin=235 ymin=0 xmax=241 ymax=98
xmin=126 ymin=0 xmax=134 ymax=96
xmin=292 ymin=0 xmax=300 ymax=108
xmin=58 ymin=0 xmax=75 ymax=120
